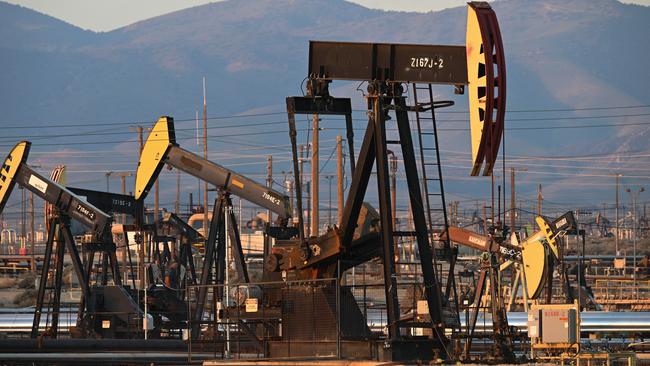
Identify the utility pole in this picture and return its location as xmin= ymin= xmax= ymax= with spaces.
xmin=491 ymin=174 xmax=495 ymax=223
xmin=510 ymin=168 xmax=516 ymax=232
xmin=537 ymin=184 xmax=543 ymax=217
xmin=29 ymin=192 xmax=35 ymax=271
xmin=497 ymin=185 xmax=501 ymax=226
xmin=266 ymin=155 xmax=273 ymax=224
xmin=110 ymin=172 xmax=133 ymax=224
xmin=175 ymin=168 xmax=181 ymax=215
xmin=109 ymin=171 xmax=132 ymax=284
xmin=154 ymin=178 xmax=159 ymax=227
xmin=625 ymin=187 xmax=645 ymax=297
xmin=326 ymin=175 xmax=334 ymax=226
xmin=482 ymin=202 xmax=489 ymax=234
xmin=266 ymin=156 xmax=273 ymax=264
xmin=203 ymin=77 xmax=209 ymax=238
xmin=336 ymin=136 xmax=344 ymax=226
xmin=131 ymin=126 xmax=145 ymax=286
xmin=286 ymin=178 xmax=295 ymax=221
xmin=311 ymin=114 xmax=319 ymax=236
xmin=196 ymin=111 xmax=201 ymax=212
xmin=510 ymin=168 xmax=527 ymax=234
xmin=116 ymin=172 xmax=130 ymax=283
xmin=130 ymin=125 xmax=144 ymax=154
xmin=615 ymin=173 xmax=622 ymax=255
xmin=105 ymin=171 xmax=112 ymax=192
xmin=21 ymin=186 xmax=25 ymax=251
xmin=299 ymin=145 xmax=309 ymax=236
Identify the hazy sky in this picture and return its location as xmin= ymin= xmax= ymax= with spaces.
xmin=5 ymin=0 xmax=469 ymax=31
xmin=6 ymin=0 xmax=650 ymax=31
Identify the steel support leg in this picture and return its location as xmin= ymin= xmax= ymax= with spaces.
xmin=344 ymin=113 xmax=356 ymax=174
xmin=286 ymin=99 xmax=305 ymax=243
xmin=372 ymin=95 xmax=400 ymax=340
xmin=394 ymin=96 xmax=445 ymax=328
xmin=192 ymin=195 xmax=226 ymax=339
xmin=50 ymin=232 xmax=65 ymax=337
xmin=340 ymin=118 xmax=376 ymax=245
xmin=464 ymin=269 xmax=487 ymax=359
xmin=226 ymin=195 xmax=249 ymax=283
xmin=60 ymin=217 xmax=92 ymax=324
xmin=31 ymin=218 xmax=57 ymax=338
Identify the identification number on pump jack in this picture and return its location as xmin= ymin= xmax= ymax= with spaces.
xmin=410 ymin=57 xmax=444 ymax=69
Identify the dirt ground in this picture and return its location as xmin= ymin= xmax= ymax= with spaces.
xmin=0 ymin=272 xmax=36 ymax=308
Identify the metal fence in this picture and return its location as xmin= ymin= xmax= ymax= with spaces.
xmin=187 ymin=278 xmax=341 ymax=361
xmin=186 ymin=275 xmax=448 ymax=361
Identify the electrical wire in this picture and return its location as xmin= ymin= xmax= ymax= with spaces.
xmin=0 ymin=104 xmax=648 ymax=131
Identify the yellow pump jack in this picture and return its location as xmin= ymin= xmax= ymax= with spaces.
xmin=441 ymin=211 xmax=576 ymax=360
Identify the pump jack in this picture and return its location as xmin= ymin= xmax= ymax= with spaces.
xmin=67 ymin=186 xmax=198 ymax=330
xmin=0 ymin=142 xmax=149 ymax=338
xmin=134 ymin=117 xmax=297 ymax=339
xmin=264 ymin=2 xmax=507 ymax=360
xmin=441 ymin=211 xmax=577 ymax=360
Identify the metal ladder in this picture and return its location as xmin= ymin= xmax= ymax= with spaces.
xmin=411 ymin=83 xmax=452 ymax=257
xmin=31 ymin=221 xmax=65 ymax=338
xmin=411 ymin=84 xmax=461 ymax=330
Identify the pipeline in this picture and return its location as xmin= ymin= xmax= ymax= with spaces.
xmin=2 ymin=308 xmax=648 ymax=334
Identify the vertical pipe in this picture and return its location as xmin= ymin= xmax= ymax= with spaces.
xmin=311 ymin=114 xmax=319 ymax=236
xmin=336 ymin=136 xmax=344 ymax=226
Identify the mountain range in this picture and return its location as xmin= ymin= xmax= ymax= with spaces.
xmin=0 ymin=0 xmax=648 ymax=213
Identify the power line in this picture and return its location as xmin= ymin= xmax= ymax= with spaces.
xmin=427 ymin=104 xmax=650 ymax=114
xmin=0 ymin=111 xmax=288 ymax=130
xmin=3 ymin=117 xmax=650 ymax=146
xmin=1 ymin=104 xmax=648 ymax=130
